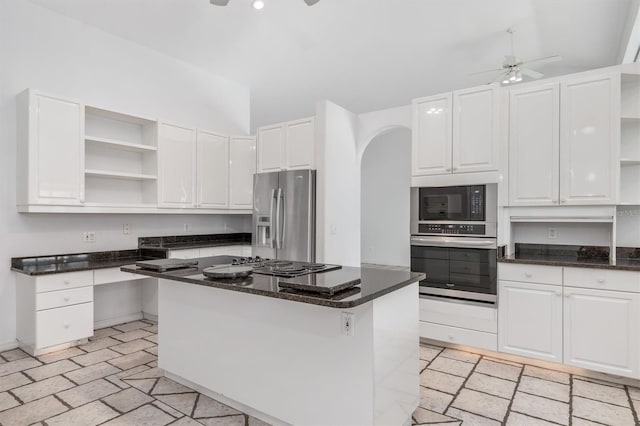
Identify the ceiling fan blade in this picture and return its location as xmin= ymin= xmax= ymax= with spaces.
xmin=521 ymin=55 xmax=562 ymax=67
xmin=469 ymin=67 xmax=505 ymax=76
xmin=304 ymin=0 xmax=320 ymax=5
xmin=210 ymin=0 xmax=230 ymax=5
xmin=521 ymin=68 xmax=544 ymax=80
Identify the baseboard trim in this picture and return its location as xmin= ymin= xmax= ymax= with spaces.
xmin=142 ymin=312 xmax=158 ymax=323
xmin=0 ymin=340 xmax=19 ymax=352
xmin=165 ymin=372 xmax=287 ymax=426
xmin=94 ymin=312 xmax=143 ymax=330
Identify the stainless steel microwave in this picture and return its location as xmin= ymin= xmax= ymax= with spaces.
xmin=410 ymin=184 xmax=497 ymax=238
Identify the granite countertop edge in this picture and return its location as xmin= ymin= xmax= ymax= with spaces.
xmin=12 ymin=256 xmax=156 ymax=276
xmin=498 ymin=257 xmax=640 ymax=272
xmin=121 ymin=265 xmax=425 ymax=308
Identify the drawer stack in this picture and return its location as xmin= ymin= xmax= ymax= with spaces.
xmin=16 ymin=270 xmax=94 ymax=355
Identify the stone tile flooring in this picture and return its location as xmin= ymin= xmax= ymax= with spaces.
xmin=0 ymin=320 xmax=270 ymax=426
xmin=2 ymin=321 xmax=640 ymax=425
xmin=414 ymin=344 xmax=640 ymax=425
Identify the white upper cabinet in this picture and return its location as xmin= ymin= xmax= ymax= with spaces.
xmin=158 ymin=123 xmax=197 ymax=208
xmin=560 ymin=74 xmax=619 ymax=205
xmin=563 ymin=286 xmax=640 ymax=378
xmin=412 ymin=93 xmax=452 ymax=176
xmin=452 ymin=85 xmax=499 ymax=173
xmin=197 ymin=130 xmax=229 ymax=209
xmin=229 ymin=136 xmax=256 ymax=210
xmin=284 ymin=117 xmax=315 ymax=170
xmin=412 ymin=85 xmax=499 ymax=177
xmin=508 ymin=83 xmax=560 ymax=206
xmin=257 ymin=124 xmax=283 ymax=173
xmin=17 ymin=90 xmax=84 ymax=207
xmin=257 ymin=117 xmax=315 ymax=173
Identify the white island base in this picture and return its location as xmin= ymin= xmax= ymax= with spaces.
xmin=158 ymin=278 xmax=419 ymax=426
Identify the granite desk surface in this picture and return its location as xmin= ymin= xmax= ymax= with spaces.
xmin=121 ymin=256 xmax=425 ymax=309
xmin=11 ymin=249 xmax=160 ymax=276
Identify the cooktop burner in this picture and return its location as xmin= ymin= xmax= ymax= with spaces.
xmin=251 ymin=261 xmax=341 ymax=278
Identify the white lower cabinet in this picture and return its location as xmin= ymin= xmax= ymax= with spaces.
xmin=563 ymin=286 xmax=640 ymax=378
xmin=496 ymin=264 xmax=640 ymax=379
xmin=36 ymin=303 xmax=94 ymax=350
xmin=498 ymin=280 xmax=563 ymax=363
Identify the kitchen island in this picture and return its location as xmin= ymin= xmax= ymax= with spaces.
xmin=122 ymin=257 xmax=424 ymax=426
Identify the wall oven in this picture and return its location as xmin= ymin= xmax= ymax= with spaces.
xmin=410 ymin=184 xmax=498 ymax=304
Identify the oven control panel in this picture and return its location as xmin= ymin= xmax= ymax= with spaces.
xmin=418 ymin=223 xmax=486 ymax=235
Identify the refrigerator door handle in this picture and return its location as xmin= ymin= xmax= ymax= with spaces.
xmin=275 ymin=187 xmax=283 ymax=249
xmin=269 ymin=188 xmax=276 ymax=248
xmin=279 ymin=191 xmax=286 ymax=249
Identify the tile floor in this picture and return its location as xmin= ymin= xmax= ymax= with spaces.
xmin=0 ymin=320 xmax=269 ymax=426
xmin=1 ymin=320 xmax=639 ymax=425
xmin=414 ymin=344 xmax=640 ymax=425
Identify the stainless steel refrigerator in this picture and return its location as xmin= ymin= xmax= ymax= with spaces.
xmin=252 ymin=169 xmax=316 ymax=262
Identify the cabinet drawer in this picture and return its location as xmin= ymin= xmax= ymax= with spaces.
xmin=564 ymin=268 xmax=640 ymax=293
xmin=498 ymin=263 xmax=562 ymax=285
xmin=36 ymin=303 xmax=93 ymax=349
xmin=35 ymin=271 xmax=93 ymax=293
xmin=419 ymin=297 xmax=497 ymax=333
xmin=420 ymin=321 xmax=497 ymax=351
xmin=36 ymin=286 xmax=93 ymax=311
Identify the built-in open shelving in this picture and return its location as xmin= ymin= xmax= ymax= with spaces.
xmin=619 ymin=72 xmax=640 ymax=206
xmin=84 ymin=105 xmax=158 ymax=206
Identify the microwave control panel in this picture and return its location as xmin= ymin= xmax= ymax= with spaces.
xmin=418 ymin=223 xmax=486 ymax=235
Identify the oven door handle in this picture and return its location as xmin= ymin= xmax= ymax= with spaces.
xmin=410 ymin=236 xmax=496 ymax=249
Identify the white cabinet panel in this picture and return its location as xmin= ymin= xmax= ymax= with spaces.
xmin=229 ymin=136 xmax=256 ymax=209
xmin=564 ymin=287 xmax=640 ymax=378
xmin=36 ymin=303 xmax=93 ymax=349
xmin=509 ymin=83 xmax=560 ymax=206
xmin=412 ymin=94 xmax=452 ymax=176
xmin=158 ymin=123 xmax=196 ymax=207
xmin=285 ymin=118 xmax=315 ymax=170
xmin=560 ymin=74 xmax=619 ymax=205
xmin=452 ymin=85 xmax=499 ymax=173
xmin=197 ymin=130 xmax=229 ymax=208
xmin=18 ymin=90 xmax=84 ymax=206
xmin=257 ymin=124 xmax=283 ymax=173
xmin=35 ymin=271 xmax=93 ymax=293
xmin=498 ymin=281 xmax=563 ymax=363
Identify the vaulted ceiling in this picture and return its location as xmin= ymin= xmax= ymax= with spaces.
xmin=29 ymin=0 xmax=637 ymax=130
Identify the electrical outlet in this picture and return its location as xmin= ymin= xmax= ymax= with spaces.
xmin=342 ymin=312 xmax=354 ymax=336
xmin=548 ymin=227 xmax=557 ymax=239
xmin=184 ymin=224 xmax=190 ymax=232
xmin=123 ymin=224 xmax=130 ymax=235
xmin=83 ymin=232 xmax=96 ymax=242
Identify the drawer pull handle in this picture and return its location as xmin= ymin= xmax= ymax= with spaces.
xmin=555 ymin=292 xmax=562 ymax=297
xmin=64 ymin=280 xmax=70 ymax=285
xmin=565 ymin=293 xmax=571 ymax=298
xmin=525 ymin=273 xmax=532 ymax=278
xmin=63 ymin=324 xmax=70 ymax=329
xmin=597 ymin=279 xmax=605 ymax=284
xmin=64 ymin=297 xmax=70 ymax=302
xmin=448 ymin=335 xmax=454 ymax=341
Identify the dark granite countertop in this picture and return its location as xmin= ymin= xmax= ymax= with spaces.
xmin=498 ymin=244 xmax=640 ymax=271
xmin=121 ymin=256 xmax=425 ymax=308
xmin=138 ymin=233 xmax=251 ymax=251
xmin=12 ymin=249 xmax=163 ymax=276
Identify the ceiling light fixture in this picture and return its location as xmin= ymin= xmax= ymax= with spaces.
xmin=251 ymin=0 xmax=264 ymax=9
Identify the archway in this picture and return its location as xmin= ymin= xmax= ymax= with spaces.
xmin=360 ymin=127 xmax=412 ymax=267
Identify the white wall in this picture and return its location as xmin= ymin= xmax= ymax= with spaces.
xmin=315 ymin=100 xmax=360 ymax=266
xmin=361 ymin=129 xmax=411 ymax=267
xmin=0 ymin=0 xmax=252 ymax=348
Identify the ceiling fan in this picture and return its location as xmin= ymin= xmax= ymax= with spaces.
xmin=471 ymin=28 xmax=562 ymax=85
xmin=210 ymin=0 xmax=320 ymax=6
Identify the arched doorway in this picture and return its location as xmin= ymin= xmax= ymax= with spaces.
xmin=360 ymin=127 xmax=412 ymax=267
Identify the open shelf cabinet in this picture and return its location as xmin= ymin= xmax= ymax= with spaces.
xmin=84 ymin=106 xmax=158 ymax=206
xmin=619 ymin=73 xmax=640 ymax=205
